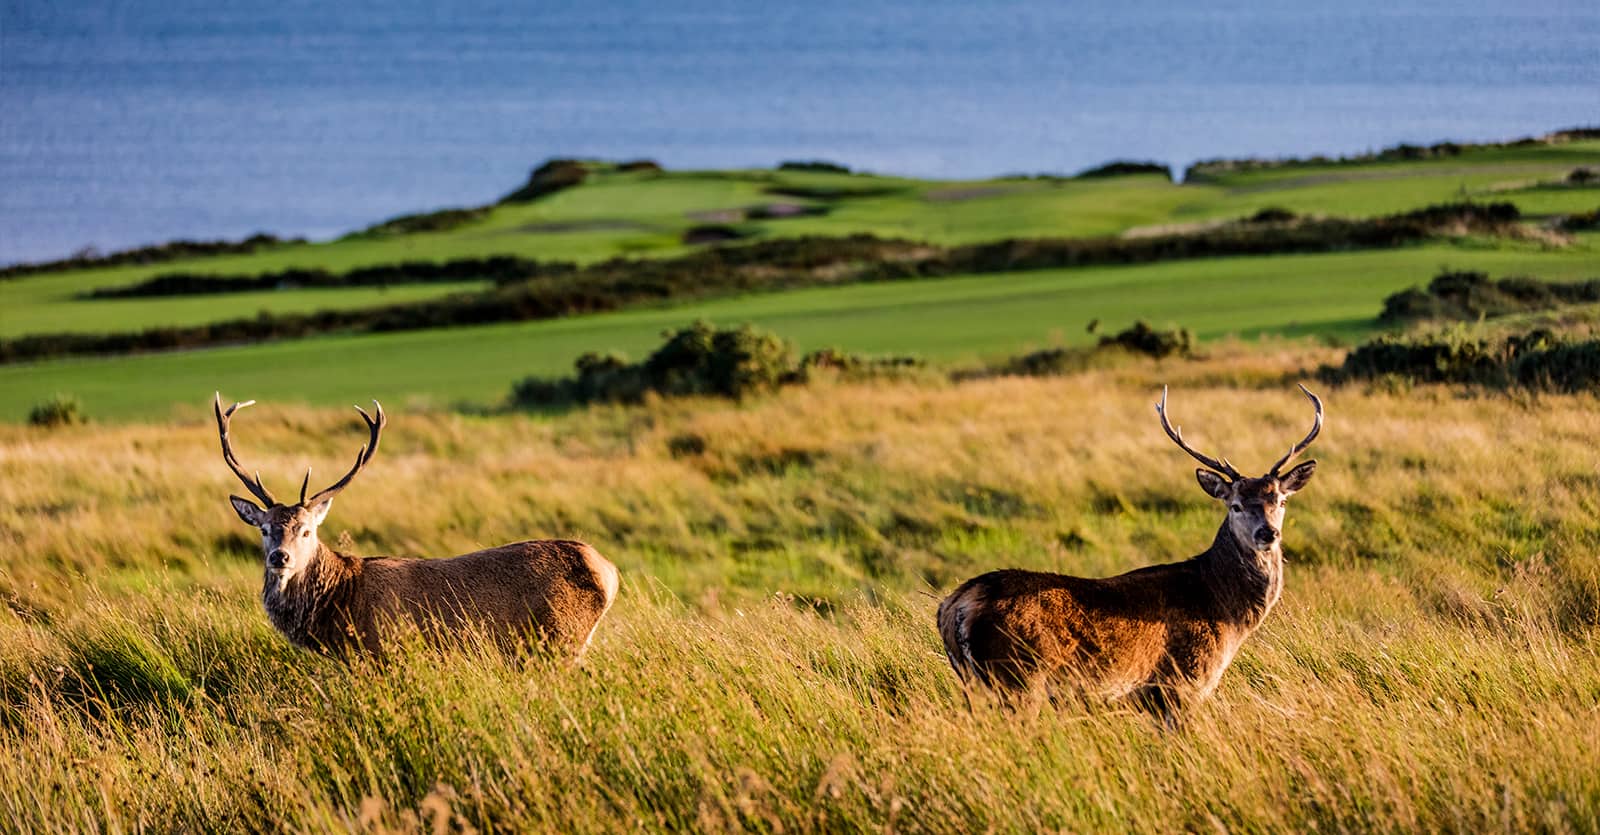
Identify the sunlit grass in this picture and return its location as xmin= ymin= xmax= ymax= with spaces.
xmin=2 ymin=347 xmax=1598 ymax=830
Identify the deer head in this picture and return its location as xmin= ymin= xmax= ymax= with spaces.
xmin=214 ymin=393 xmax=385 ymax=578
xmin=1156 ymin=385 xmax=1321 ymax=551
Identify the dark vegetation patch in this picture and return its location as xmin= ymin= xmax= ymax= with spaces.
xmin=1378 ymin=271 xmax=1600 ymax=324
xmin=1335 ymin=327 xmax=1600 ymax=391
xmin=84 ymin=256 xmax=579 ymax=299
xmin=777 ymin=160 xmax=852 ymax=174
xmin=3 ymin=202 xmax=1529 ymax=364
xmin=617 ymin=159 xmax=663 ymax=173
xmin=681 ymin=224 xmax=749 ymax=245
xmin=764 ymin=183 xmax=909 ymax=200
xmin=1074 ymin=160 xmax=1173 ymax=181
xmin=1245 ymin=207 xmax=1298 ymax=224
xmin=27 ymin=394 xmax=85 ymax=428
xmin=510 ymin=321 xmax=922 ymax=408
xmin=349 ymin=206 xmax=490 ymax=238
xmin=1567 ymin=167 xmax=1597 ymax=185
xmin=746 ymin=203 xmax=829 ymax=220
xmin=966 ymin=322 xmax=1194 ymax=379
xmin=0 ymin=233 xmax=301 ymax=281
xmin=500 ymin=159 xmax=590 ymax=203
xmin=1558 ymin=207 xmax=1600 ymax=232
xmin=1184 ymin=126 xmax=1600 ymax=182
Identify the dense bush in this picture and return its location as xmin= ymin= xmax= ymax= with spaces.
xmin=617 ymin=159 xmax=663 ymax=173
xmin=513 ymin=322 xmax=795 ymax=406
xmin=1097 ymin=321 xmax=1193 ymax=358
xmin=1378 ymin=270 xmax=1600 ymax=324
xmin=511 ymin=322 xmax=924 ymax=408
xmin=681 ymin=224 xmax=747 ymax=244
xmin=1337 ymin=327 xmax=1600 ymax=391
xmin=0 ymin=234 xmax=300 ymax=281
xmin=1567 ymin=167 xmax=1597 ymax=185
xmin=501 ymin=159 xmax=590 ymax=203
xmin=973 ymin=322 xmax=1193 ymax=379
xmin=27 ymin=394 xmax=85 ymax=427
xmin=1559 ymin=207 xmax=1600 ymax=232
xmin=7 ymin=202 xmax=1528 ymax=365
xmin=777 ymin=160 xmax=852 ymax=174
xmin=1075 ymin=160 xmax=1173 ymax=180
xmin=1245 ymin=207 xmax=1298 ymax=224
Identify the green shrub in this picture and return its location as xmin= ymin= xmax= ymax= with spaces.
xmin=777 ymin=160 xmax=851 ymax=174
xmin=1378 ymin=271 xmax=1600 ymax=324
xmin=1336 ymin=327 xmax=1600 ymax=391
xmin=1559 ymin=207 xmax=1600 ymax=232
xmin=501 ymin=159 xmax=590 ymax=203
xmin=1075 ymin=160 xmax=1172 ymax=180
xmin=1246 ymin=207 xmax=1297 ymax=224
xmin=510 ymin=324 xmax=927 ymax=409
xmin=28 ymin=394 xmax=85 ymax=427
xmin=1097 ymin=321 xmax=1193 ymax=358
xmin=974 ymin=322 xmax=1193 ymax=379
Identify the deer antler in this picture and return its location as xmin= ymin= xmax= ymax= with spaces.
xmin=214 ymin=392 xmax=278 ymax=507
xmin=1269 ymin=384 xmax=1323 ymax=476
xmin=1156 ymin=386 xmax=1243 ymax=481
xmin=302 ymin=401 xmax=386 ymax=507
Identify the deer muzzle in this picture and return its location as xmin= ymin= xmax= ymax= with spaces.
xmin=267 ymin=549 xmax=290 ymax=570
xmin=1253 ymin=525 xmax=1280 ymax=548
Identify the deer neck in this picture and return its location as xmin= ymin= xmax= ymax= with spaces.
xmin=260 ymin=541 xmax=361 ymax=648
xmin=1196 ymin=521 xmax=1284 ymax=629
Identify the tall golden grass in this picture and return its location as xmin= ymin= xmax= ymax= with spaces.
xmin=1 ymin=344 xmax=1597 ymax=832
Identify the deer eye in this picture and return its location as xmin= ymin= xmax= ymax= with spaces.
xmin=1230 ymin=504 xmax=1242 ymax=513
xmin=300 ymin=529 xmax=311 ymax=538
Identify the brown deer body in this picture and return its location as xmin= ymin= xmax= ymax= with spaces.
xmin=215 ymin=395 xmax=619 ymax=658
xmin=937 ymin=386 xmax=1322 ymax=719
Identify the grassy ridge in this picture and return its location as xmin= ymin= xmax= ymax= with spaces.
xmin=4 ymin=243 xmax=1598 ymax=421
xmin=4 ymin=141 xmax=1596 ymax=337
xmin=3 ymin=355 xmax=1598 ymax=830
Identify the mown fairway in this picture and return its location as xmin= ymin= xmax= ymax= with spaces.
xmin=5 ymin=140 xmax=1597 ymax=339
xmin=4 ymin=240 xmax=1598 ymax=421
xmin=4 ymin=351 xmax=1599 ymax=831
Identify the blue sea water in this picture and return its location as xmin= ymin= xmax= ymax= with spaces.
xmin=1 ymin=0 xmax=1596 ymax=263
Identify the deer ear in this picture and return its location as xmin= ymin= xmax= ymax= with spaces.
xmin=306 ymin=496 xmax=334 ymax=526
xmin=1279 ymin=460 xmax=1317 ymax=495
xmin=229 ymin=495 xmax=265 ymax=526
xmin=1195 ymin=469 xmax=1231 ymax=500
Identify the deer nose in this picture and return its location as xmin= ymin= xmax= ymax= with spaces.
xmin=1253 ymin=526 xmax=1279 ymax=546
xmin=267 ymin=549 xmax=290 ymax=569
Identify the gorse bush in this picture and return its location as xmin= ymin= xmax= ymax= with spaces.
xmin=500 ymin=159 xmax=591 ymax=203
xmin=0 ymin=233 xmax=300 ymax=281
xmin=1378 ymin=270 xmax=1600 ymax=324
xmin=27 ymin=394 xmax=84 ymax=428
xmin=974 ymin=322 xmax=1194 ymax=379
xmin=1338 ymin=326 xmax=1600 ymax=392
xmin=1074 ymin=160 xmax=1172 ymax=180
xmin=511 ymin=322 xmax=923 ymax=408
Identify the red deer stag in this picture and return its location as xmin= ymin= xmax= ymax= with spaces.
xmin=214 ymin=394 xmax=619 ymax=658
xmin=937 ymin=385 xmax=1322 ymax=720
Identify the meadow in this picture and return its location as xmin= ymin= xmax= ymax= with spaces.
xmin=4 ymin=132 xmax=1600 ymax=832
xmin=3 ymin=348 xmax=1599 ymax=832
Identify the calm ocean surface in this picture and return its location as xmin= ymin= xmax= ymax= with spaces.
xmin=2 ymin=0 xmax=1596 ymax=263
